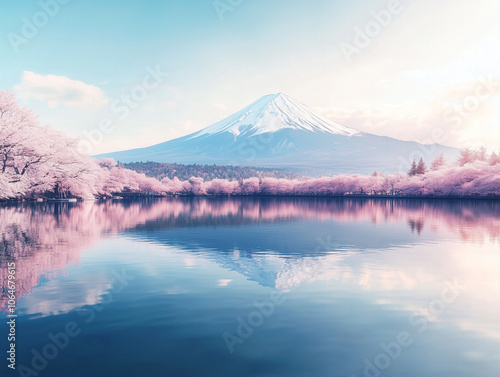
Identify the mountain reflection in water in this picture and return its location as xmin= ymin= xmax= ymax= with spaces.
xmin=1 ymin=197 xmax=499 ymax=310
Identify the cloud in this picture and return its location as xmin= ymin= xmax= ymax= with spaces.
xmin=217 ymin=279 xmax=232 ymax=287
xmin=316 ymin=76 xmax=500 ymax=149
xmin=212 ymin=102 xmax=228 ymax=111
xmin=14 ymin=71 xmax=109 ymax=109
xmin=19 ymin=278 xmax=112 ymax=318
xmin=165 ymin=285 xmax=189 ymax=295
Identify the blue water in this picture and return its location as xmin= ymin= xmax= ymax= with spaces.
xmin=1 ymin=197 xmax=499 ymax=377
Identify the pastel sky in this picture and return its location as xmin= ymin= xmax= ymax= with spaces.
xmin=1 ymin=0 xmax=499 ymax=154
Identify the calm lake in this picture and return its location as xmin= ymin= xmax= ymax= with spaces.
xmin=1 ymin=197 xmax=500 ymax=377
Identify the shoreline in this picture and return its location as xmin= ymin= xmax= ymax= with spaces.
xmin=1 ymin=194 xmax=499 ymax=204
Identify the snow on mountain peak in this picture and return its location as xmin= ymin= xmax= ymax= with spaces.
xmin=98 ymin=92 xmax=458 ymax=175
xmin=189 ymin=93 xmax=362 ymax=139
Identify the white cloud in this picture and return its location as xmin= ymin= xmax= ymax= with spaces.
xmin=19 ymin=279 xmax=112 ymax=318
xmin=217 ymin=279 xmax=232 ymax=287
xmin=165 ymin=285 xmax=189 ymax=295
xmin=316 ymin=75 xmax=500 ymax=150
xmin=14 ymin=71 xmax=109 ymax=109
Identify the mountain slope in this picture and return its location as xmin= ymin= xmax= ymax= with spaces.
xmin=190 ymin=93 xmax=360 ymax=138
xmin=97 ymin=93 xmax=458 ymax=175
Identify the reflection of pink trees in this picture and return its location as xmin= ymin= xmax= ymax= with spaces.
xmin=2 ymin=198 xmax=500 ymax=310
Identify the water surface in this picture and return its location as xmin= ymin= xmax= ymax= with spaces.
xmin=1 ymin=197 xmax=499 ymax=377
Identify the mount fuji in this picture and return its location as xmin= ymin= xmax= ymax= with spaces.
xmin=98 ymin=93 xmax=458 ymax=175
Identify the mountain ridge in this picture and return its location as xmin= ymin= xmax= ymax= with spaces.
xmin=97 ymin=93 xmax=458 ymax=175
xmin=189 ymin=93 xmax=361 ymax=139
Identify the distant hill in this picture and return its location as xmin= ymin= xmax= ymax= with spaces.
xmin=122 ymin=161 xmax=304 ymax=181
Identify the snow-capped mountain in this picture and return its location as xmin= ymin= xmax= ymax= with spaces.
xmin=98 ymin=93 xmax=458 ymax=175
xmin=190 ymin=93 xmax=360 ymax=138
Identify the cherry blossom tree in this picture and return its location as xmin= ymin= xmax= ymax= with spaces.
xmin=430 ymin=154 xmax=446 ymax=171
xmin=0 ymin=92 xmax=165 ymax=199
xmin=457 ymin=147 xmax=476 ymax=166
xmin=416 ymin=158 xmax=427 ymax=175
xmin=0 ymin=91 xmax=102 ymax=199
xmin=474 ymin=146 xmax=488 ymax=162
xmin=239 ymin=177 xmax=260 ymax=195
xmin=162 ymin=177 xmax=191 ymax=194
xmin=488 ymin=151 xmax=500 ymax=166
xmin=408 ymin=159 xmax=418 ymax=176
xmin=188 ymin=177 xmax=206 ymax=195
xmin=205 ymin=179 xmax=239 ymax=195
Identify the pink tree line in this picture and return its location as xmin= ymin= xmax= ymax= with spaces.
xmin=0 ymin=91 xmax=164 ymax=199
xmin=1 ymin=90 xmax=499 ymax=199
xmin=161 ymin=159 xmax=500 ymax=197
xmin=161 ymin=147 xmax=500 ymax=197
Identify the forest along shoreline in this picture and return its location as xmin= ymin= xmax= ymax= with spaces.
xmin=1 ymin=194 xmax=499 ymax=204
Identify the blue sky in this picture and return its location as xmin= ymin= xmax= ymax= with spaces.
xmin=1 ymin=0 xmax=499 ymax=154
